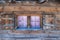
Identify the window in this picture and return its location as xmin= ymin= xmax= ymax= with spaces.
xmin=31 ymin=16 xmax=40 ymax=29
xmin=17 ymin=16 xmax=27 ymax=29
xmin=16 ymin=16 xmax=41 ymax=30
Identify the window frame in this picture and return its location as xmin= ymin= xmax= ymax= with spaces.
xmin=16 ymin=15 xmax=42 ymax=30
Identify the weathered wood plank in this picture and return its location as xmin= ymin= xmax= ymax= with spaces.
xmin=0 ymin=6 xmax=60 ymax=13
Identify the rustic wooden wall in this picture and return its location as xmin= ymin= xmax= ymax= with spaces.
xmin=0 ymin=2 xmax=60 ymax=34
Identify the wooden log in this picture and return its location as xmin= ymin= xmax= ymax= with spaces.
xmin=0 ymin=6 xmax=59 ymax=13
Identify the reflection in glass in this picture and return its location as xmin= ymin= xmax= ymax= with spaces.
xmin=31 ymin=16 xmax=40 ymax=28
xmin=18 ymin=16 xmax=27 ymax=28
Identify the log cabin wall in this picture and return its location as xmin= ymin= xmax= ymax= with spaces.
xmin=0 ymin=0 xmax=60 ymax=33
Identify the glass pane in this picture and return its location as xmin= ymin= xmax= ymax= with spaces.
xmin=36 ymin=22 xmax=40 ymax=27
xmin=23 ymin=22 xmax=27 ymax=27
xmin=31 ymin=16 xmax=40 ymax=22
xmin=18 ymin=16 xmax=27 ymax=22
xmin=18 ymin=16 xmax=22 ymax=21
xmin=23 ymin=16 xmax=27 ymax=22
xmin=18 ymin=16 xmax=27 ymax=28
xmin=36 ymin=16 xmax=40 ymax=22
xmin=31 ymin=22 xmax=36 ymax=27
xmin=31 ymin=16 xmax=36 ymax=22
xmin=31 ymin=16 xmax=40 ymax=28
xmin=18 ymin=22 xmax=27 ymax=27
xmin=18 ymin=22 xmax=22 ymax=26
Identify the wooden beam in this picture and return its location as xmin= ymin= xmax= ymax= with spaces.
xmin=0 ymin=6 xmax=60 ymax=13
